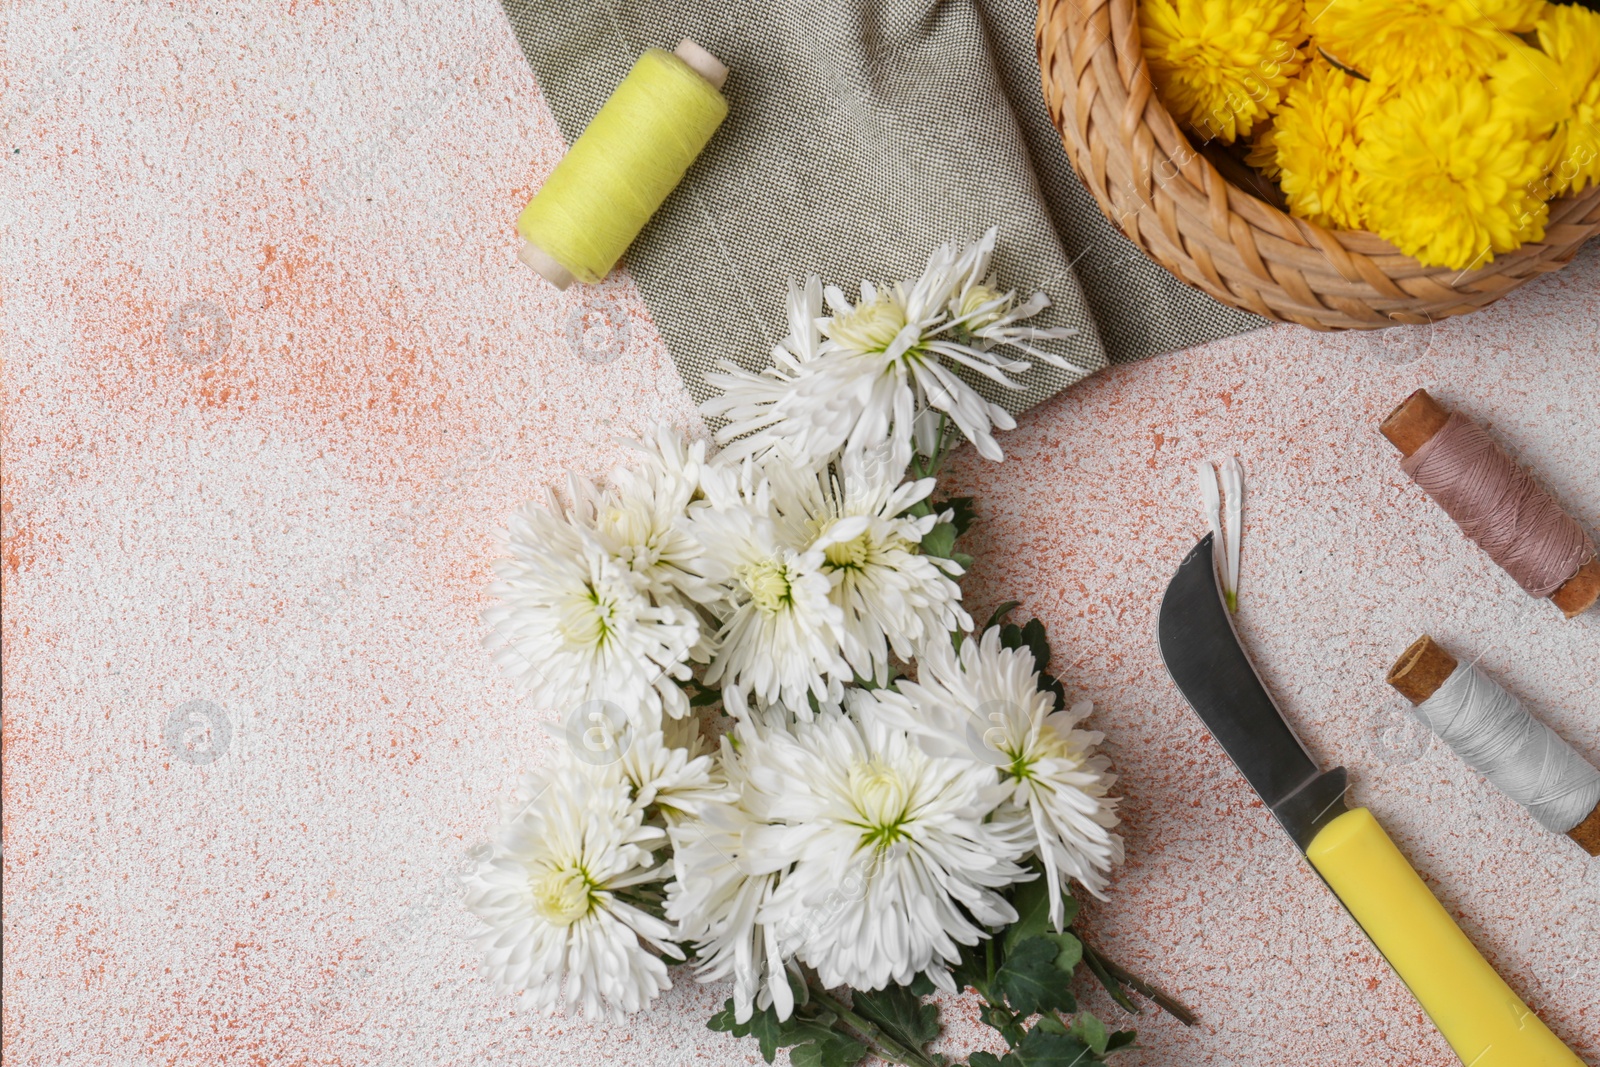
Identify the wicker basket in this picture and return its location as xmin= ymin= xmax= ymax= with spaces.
xmin=1036 ymin=0 xmax=1600 ymax=329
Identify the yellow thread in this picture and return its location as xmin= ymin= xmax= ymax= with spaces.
xmin=517 ymin=48 xmax=728 ymax=285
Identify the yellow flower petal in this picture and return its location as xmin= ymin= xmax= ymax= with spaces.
xmin=1355 ymin=78 xmax=1550 ymax=269
xmin=1312 ymin=0 xmax=1541 ymax=86
xmin=1140 ymin=0 xmax=1307 ymax=143
xmin=1534 ymin=3 xmax=1600 ymax=195
xmin=1254 ymin=61 xmax=1390 ymax=230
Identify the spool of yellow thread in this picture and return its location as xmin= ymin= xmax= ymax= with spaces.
xmin=516 ymin=40 xmax=730 ymax=290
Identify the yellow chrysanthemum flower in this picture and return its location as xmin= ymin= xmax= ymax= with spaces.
xmin=1245 ymin=124 xmax=1282 ymax=180
xmin=1355 ymin=78 xmax=1550 ymax=269
xmin=1515 ymin=4 xmax=1600 ymax=196
xmin=1491 ymin=43 xmax=1571 ymax=136
xmin=1249 ymin=62 xmax=1389 ymax=229
xmin=1140 ymin=0 xmax=1307 ymax=143
xmin=1312 ymin=0 xmax=1542 ymax=86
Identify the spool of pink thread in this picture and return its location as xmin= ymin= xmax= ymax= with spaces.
xmin=1381 ymin=389 xmax=1599 ymax=618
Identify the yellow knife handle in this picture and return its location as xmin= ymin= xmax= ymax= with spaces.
xmin=1306 ymin=808 xmax=1583 ymax=1067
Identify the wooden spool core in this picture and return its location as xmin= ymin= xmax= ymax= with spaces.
xmin=1573 ymin=805 xmax=1600 ymax=856
xmin=1379 ymin=389 xmax=1452 ymax=458
xmin=1380 ymin=389 xmax=1600 ymax=618
xmin=1386 ymin=634 xmax=1458 ymax=706
xmin=1387 ymin=634 xmax=1600 ymax=856
xmin=1554 ymin=558 xmax=1600 ymax=618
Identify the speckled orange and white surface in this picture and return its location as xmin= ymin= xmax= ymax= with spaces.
xmin=4 ymin=3 xmax=1598 ymax=1065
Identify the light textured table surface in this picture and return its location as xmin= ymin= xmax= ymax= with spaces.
xmin=4 ymin=3 xmax=1597 ymax=1064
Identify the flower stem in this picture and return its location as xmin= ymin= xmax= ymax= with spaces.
xmin=807 ymin=983 xmax=939 ymax=1067
xmin=928 ymin=413 xmax=951 ymax=475
xmin=1080 ymin=939 xmax=1196 ymax=1027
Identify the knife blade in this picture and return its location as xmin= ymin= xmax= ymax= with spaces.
xmin=1155 ymin=533 xmax=1582 ymax=1067
xmin=1156 ymin=533 xmax=1349 ymax=849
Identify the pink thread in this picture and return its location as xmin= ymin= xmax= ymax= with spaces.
xmin=1402 ymin=413 xmax=1594 ymax=597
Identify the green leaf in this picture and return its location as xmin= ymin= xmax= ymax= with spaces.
xmin=1006 ymin=878 xmax=1051 ymax=952
xmin=1010 ymin=1028 xmax=1096 ymax=1067
xmin=1005 ymin=876 xmax=1080 ymax=953
xmin=951 ymin=551 xmax=975 ymax=571
xmin=980 ymin=1003 xmax=1027 ymax=1047
xmin=952 ymin=938 xmax=990 ymax=998
xmin=707 ymin=1000 xmax=741 ymax=1033
xmin=999 ymin=622 xmax=1023 ymax=650
xmin=1046 ymin=932 xmax=1083 ymax=974
xmin=1038 ymin=671 xmax=1068 ymax=712
xmin=705 ymin=1000 xmax=785 ymax=1062
xmin=1019 ymin=618 xmax=1051 ymax=672
xmin=984 ymin=601 xmax=1022 ymax=633
xmin=851 ymin=983 xmax=941 ymax=1054
xmin=748 ymin=1009 xmax=786 ymax=1062
xmin=785 ymin=1021 xmax=869 ymax=1067
xmin=1069 ymin=1013 xmax=1109 ymax=1056
xmin=707 ymin=1000 xmax=869 ymax=1067
xmin=1105 ymin=1030 xmax=1138 ymax=1052
xmin=993 ymin=938 xmax=1078 ymax=1017
xmin=962 ymin=1029 xmax=1103 ymax=1067
xmin=921 ymin=520 xmax=958 ymax=560
xmin=933 ymin=496 xmax=978 ymax=537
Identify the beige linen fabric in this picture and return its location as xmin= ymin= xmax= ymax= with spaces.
xmin=500 ymin=0 xmax=1263 ymax=410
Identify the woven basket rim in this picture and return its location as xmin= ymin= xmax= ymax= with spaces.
xmin=1036 ymin=0 xmax=1600 ymax=328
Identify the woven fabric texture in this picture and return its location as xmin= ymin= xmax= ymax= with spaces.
xmin=499 ymin=0 xmax=1264 ymax=412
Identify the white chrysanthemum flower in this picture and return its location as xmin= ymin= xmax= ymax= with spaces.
xmin=767 ymin=443 xmax=971 ymax=685
xmin=874 ymin=628 xmax=1123 ymax=928
xmin=598 ymin=426 xmax=715 ymax=609
xmin=464 ymin=759 xmax=683 ymax=1020
xmin=702 ymin=228 xmax=1079 ymax=464
xmin=741 ymin=697 xmax=1028 ymax=993
xmin=700 ymin=278 xmax=830 ymax=456
xmin=666 ymin=725 xmax=794 ymax=1023
xmin=483 ymin=491 xmax=702 ymax=722
xmin=946 ymin=277 xmax=1074 ymax=363
xmin=689 ymin=463 xmax=850 ymax=718
xmin=620 ymin=714 xmax=734 ymax=821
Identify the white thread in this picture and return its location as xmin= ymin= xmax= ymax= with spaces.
xmin=1415 ymin=663 xmax=1600 ymax=835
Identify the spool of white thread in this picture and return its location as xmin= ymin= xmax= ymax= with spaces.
xmin=1414 ymin=662 xmax=1600 ymax=837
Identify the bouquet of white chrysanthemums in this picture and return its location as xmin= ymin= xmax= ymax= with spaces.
xmin=465 ymin=230 xmax=1190 ymax=1066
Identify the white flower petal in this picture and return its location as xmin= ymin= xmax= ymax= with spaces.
xmin=873 ymin=628 xmax=1124 ymax=926
xmin=483 ymin=505 xmax=700 ymax=724
xmin=698 ymin=230 xmax=1074 ymax=464
xmin=465 ymin=758 xmax=680 ymax=1020
xmin=740 ymin=701 xmax=1027 ymax=993
xmin=688 ymin=468 xmax=851 ymax=716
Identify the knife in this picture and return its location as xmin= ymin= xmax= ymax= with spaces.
xmin=1157 ymin=534 xmax=1583 ymax=1067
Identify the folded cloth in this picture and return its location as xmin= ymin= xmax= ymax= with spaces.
xmin=499 ymin=0 xmax=1263 ymax=412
